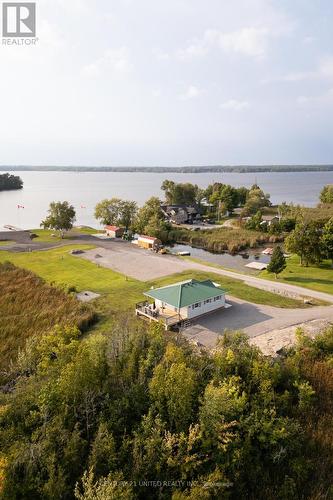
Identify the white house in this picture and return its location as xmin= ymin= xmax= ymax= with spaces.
xmin=136 ymin=279 xmax=227 ymax=329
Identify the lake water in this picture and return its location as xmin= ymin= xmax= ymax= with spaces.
xmin=0 ymin=170 xmax=332 ymax=230
xmin=168 ymin=244 xmax=271 ymax=273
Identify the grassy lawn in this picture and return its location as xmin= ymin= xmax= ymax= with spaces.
xmin=30 ymin=227 xmax=102 ymax=242
xmin=0 ymin=245 xmax=305 ymax=310
xmin=261 ymin=255 xmax=333 ymax=295
xmin=0 ymin=241 xmax=10 ymax=246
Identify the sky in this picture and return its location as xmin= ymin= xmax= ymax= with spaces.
xmin=0 ymin=0 xmax=333 ymax=166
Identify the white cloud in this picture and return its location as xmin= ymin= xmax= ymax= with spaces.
xmin=220 ymin=99 xmax=250 ymax=111
xmin=177 ymin=24 xmax=292 ymax=60
xmin=263 ymin=56 xmax=333 ymax=84
xmin=296 ymin=88 xmax=333 ymax=107
xmin=217 ymin=27 xmax=269 ymax=58
xmin=180 ymin=85 xmax=203 ymax=100
xmin=152 ymin=48 xmax=170 ymax=60
xmin=303 ymin=36 xmax=316 ymax=44
xmin=82 ymin=47 xmax=132 ymax=78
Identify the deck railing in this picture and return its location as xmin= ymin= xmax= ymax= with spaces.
xmin=135 ymin=301 xmax=182 ymax=326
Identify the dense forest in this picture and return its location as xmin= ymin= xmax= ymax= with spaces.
xmin=1 ymin=263 xmax=333 ymax=499
xmin=0 ymin=173 xmax=23 ymax=191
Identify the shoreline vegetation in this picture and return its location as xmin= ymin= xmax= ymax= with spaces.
xmin=169 ymin=226 xmax=284 ymax=254
xmin=0 ymin=164 xmax=333 ymax=173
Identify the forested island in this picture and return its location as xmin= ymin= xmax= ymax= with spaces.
xmin=0 ymin=165 xmax=333 ymax=173
xmin=0 ymin=173 xmax=23 ymax=191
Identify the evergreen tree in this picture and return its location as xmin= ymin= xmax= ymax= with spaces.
xmin=320 ymin=184 xmax=333 ymax=204
xmin=267 ymin=245 xmax=286 ymax=278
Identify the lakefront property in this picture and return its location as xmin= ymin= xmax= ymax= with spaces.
xmin=136 ymin=278 xmax=228 ymax=329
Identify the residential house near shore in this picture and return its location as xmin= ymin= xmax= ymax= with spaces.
xmin=136 ymin=279 xmax=228 ymax=329
xmin=161 ymin=205 xmax=201 ymax=225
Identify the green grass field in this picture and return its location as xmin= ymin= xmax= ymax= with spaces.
xmin=30 ymin=227 xmax=102 ymax=242
xmin=0 ymin=245 xmax=305 ymax=311
xmin=261 ymin=255 xmax=333 ymax=295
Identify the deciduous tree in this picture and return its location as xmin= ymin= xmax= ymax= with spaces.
xmin=321 ymin=217 xmax=333 ymax=266
xmin=285 ymin=221 xmax=323 ymax=266
xmin=41 ymin=201 xmax=76 ymax=238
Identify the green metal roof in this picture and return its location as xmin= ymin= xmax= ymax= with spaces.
xmin=144 ymin=279 xmax=226 ymax=309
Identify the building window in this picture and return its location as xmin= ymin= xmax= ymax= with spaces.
xmin=192 ymin=302 xmax=201 ymax=309
xmin=204 ymin=298 xmax=212 ymax=304
xmin=214 ymin=295 xmax=221 ymax=302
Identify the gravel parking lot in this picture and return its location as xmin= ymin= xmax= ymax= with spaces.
xmin=77 ymin=243 xmax=193 ymax=280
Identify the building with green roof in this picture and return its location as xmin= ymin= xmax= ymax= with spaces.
xmin=136 ymin=279 xmax=227 ymax=328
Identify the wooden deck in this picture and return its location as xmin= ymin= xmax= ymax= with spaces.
xmin=135 ymin=301 xmax=183 ymax=330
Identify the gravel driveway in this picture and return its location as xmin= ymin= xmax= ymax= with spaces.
xmin=77 ymin=244 xmax=192 ymax=281
xmin=182 ymin=298 xmax=333 ymax=348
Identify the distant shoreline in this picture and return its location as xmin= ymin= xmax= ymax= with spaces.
xmin=0 ymin=165 xmax=333 ymax=174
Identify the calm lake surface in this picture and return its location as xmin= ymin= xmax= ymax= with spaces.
xmin=168 ymin=244 xmax=271 ymax=273
xmin=0 ymin=170 xmax=332 ymax=230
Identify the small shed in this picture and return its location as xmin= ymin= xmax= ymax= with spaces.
xmin=137 ymin=235 xmax=161 ymax=250
xmin=105 ymin=225 xmax=125 ymax=238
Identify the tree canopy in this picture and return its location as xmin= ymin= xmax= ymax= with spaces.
xmin=2 ymin=311 xmax=333 ymax=499
xmin=94 ymin=198 xmax=138 ymax=229
xmin=0 ymin=173 xmax=23 ymax=191
xmin=161 ymin=180 xmax=200 ymax=206
xmin=134 ymin=197 xmax=171 ymax=242
xmin=242 ymin=184 xmax=271 ymax=216
xmin=41 ymin=201 xmax=76 ymax=237
xmin=321 ymin=217 xmax=333 ymax=266
xmin=320 ymin=184 xmax=333 ymax=204
xmin=285 ymin=220 xmax=323 ymax=266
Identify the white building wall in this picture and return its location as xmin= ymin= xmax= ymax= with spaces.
xmin=187 ymin=294 xmax=226 ymax=319
xmin=153 ymin=295 xmax=225 ymax=319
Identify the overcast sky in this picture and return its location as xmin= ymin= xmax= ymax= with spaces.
xmin=0 ymin=0 xmax=333 ymax=166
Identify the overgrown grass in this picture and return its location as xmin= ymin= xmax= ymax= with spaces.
xmin=0 ymin=262 xmax=96 ymax=376
xmin=261 ymin=255 xmax=333 ymax=295
xmin=169 ymin=226 xmax=283 ymax=254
